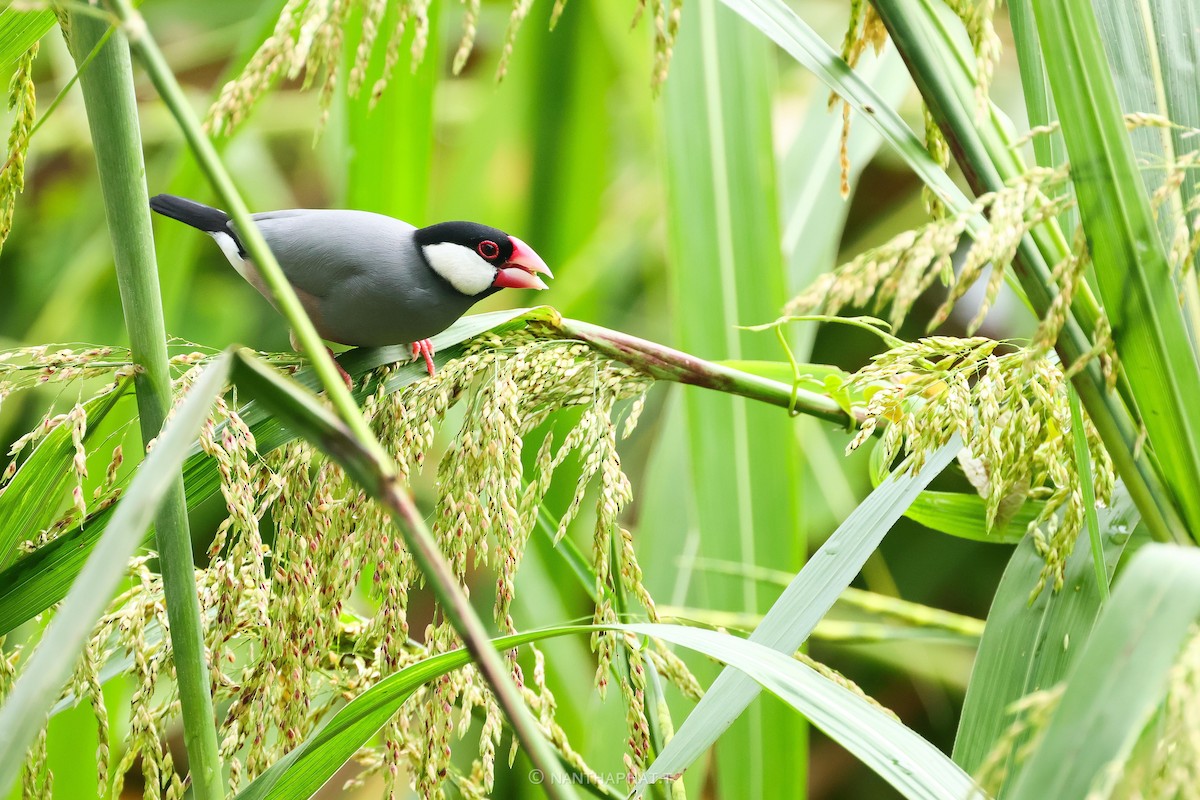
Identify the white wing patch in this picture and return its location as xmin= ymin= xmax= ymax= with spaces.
xmin=422 ymin=242 xmax=495 ymax=296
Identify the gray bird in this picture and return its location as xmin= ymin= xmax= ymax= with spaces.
xmin=149 ymin=194 xmax=552 ymax=380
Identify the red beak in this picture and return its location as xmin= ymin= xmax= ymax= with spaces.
xmin=492 ymin=236 xmax=553 ymax=290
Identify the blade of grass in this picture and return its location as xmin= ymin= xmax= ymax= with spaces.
xmin=68 ymin=12 xmax=221 ymax=796
xmin=1007 ymin=544 xmax=1200 ymax=798
xmin=662 ymin=3 xmax=803 ymax=794
xmin=1090 ymin=1 xmax=1200 ymax=334
xmin=0 ymin=7 xmax=54 ymax=68
xmin=0 ymin=380 xmax=129 ymax=569
xmin=1032 ymin=0 xmax=1200 ymax=541
xmin=629 ymin=623 xmax=980 ymax=800
xmin=639 ymin=437 xmax=961 ymax=789
xmin=1007 ymin=0 xmax=1074 ymax=232
xmin=1068 ymin=386 xmax=1107 ymax=602
xmin=951 ymin=490 xmax=1138 ymax=774
xmin=0 ymin=353 xmax=230 ymax=796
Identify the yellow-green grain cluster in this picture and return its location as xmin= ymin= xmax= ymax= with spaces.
xmin=0 ymin=42 xmax=37 ymax=255
xmin=832 ymin=1 xmax=887 ymax=197
xmin=1115 ymin=626 xmax=1200 ymax=799
xmin=787 ymin=166 xmax=1072 ymax=336
xmin=208 ymin=0 xmax=683 ymax=135
xmin=973 ymin=686 xmax=1063 ymax=795
xmin=0 ymin=326 xmax=684 ymax=798
xmin=846 ymin=336 xmax=1115 ymax=595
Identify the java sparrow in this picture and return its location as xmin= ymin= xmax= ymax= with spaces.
xmin=149 ymin=194 xmax=552 ymax=381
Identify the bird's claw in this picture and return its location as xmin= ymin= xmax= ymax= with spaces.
xmin=412 ymin=339 xmax=436 ymax=377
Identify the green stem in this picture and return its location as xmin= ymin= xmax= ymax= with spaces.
xmin=1069 ymin=386 xmax=1110 ymax=602
xmin=67 ymin=13 xmax=223 ymax=800
xmin=556 ymin=318 xmax=861 ymax=427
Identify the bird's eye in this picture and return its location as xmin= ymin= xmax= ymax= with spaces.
xmin=477 ymin=240 xmax=500 ymax=260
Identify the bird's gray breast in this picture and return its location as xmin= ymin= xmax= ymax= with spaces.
xmin=240 ymin=210 xmax=479 ymax=346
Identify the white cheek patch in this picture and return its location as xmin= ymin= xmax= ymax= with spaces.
xmin=422 ymin=242 xmax=496 ymax=296
xmin=210 ymin=230 xmax=255 ymax=283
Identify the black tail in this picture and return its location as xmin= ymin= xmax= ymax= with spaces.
xmin=149 ymin=194 xmax=231 ymax=234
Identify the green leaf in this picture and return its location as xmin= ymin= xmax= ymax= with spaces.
xmin=898 ymin=491 xmax=1031 ymax=545
xmin=1032 ymin=0 xmax=1200 ymax=542
xmin=867 ymin=443 xmax=1033 ymax=544
xmin=715 ymin=0 xmax=971 ymax=214
xmin=0 ymin=309 xmax=538 ymax=636
xmin=662 ymin=1 xmax=803 ymax=793
xmin=1007 ymin=544 xmax=1200 ymax=798
xmin=641 ymin=438 xmax=961 ymax=786
xmin=0 ymin=354 xmax=230 ymax=795
xmin=0 ymin=381 xmax=130 ymax=569
xmin=951 ymin=491 xmax=1138 ymax=774
xmin=630 ymin=624 xmax=978 ymax=800
xmin=0 ymin=7 xmax=54 ymax=69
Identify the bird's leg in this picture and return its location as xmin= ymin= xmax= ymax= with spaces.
xmin=329 ymin=348 xmax=354 ymax=390
xmin=290 ymin=330 xmax=353 ymax=390
xmin=411 ymin=339 xmax=437 ymax=377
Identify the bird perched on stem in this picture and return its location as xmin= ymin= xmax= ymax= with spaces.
xmin=149 ymin=194 xmax=552 ymax=384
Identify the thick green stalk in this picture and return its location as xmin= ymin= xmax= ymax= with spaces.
xmin=558 ymin=318 xmax=860 ymax=426
xmin=67 ymin=13 xmax=222 ymax=799
xmin=104 ymin=2 xmax=569 ymax=793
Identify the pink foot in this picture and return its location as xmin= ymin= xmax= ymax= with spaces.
xmin=412 ymin=339 xmax=436 ymax=376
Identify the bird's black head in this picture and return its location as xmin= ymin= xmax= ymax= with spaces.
xmin=414 ymin=221 xmax=552 ymax=297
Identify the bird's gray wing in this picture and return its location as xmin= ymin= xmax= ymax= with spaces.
xmin=234 ymin=209 xmax=419 ymax=300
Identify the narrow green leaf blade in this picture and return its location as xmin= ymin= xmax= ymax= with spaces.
xmin=0 ymin=354 xmax=230 ymax=795
xmin=640 ymin=438 xmax=961 ymax=786
xmin=0 ymin=381 xmax=129 ymax=569
xmin=952 ymin=492 xmax=1138 ymax=774
xmin=662 ymin=2 xmax=803 ymax=793
xmin=0 ymin=7 xmax=54 ymax=68
xmin=1007 ymin=544 xmax=1200 ymax=798
xmin=630 ymin=624 xmax=978 ymax=800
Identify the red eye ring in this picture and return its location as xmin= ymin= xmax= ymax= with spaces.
xmin=478 ymin=240 xmax=500 ymax=259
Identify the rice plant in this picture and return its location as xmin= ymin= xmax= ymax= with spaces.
xmin=2 ymin=0 xmax=1200 ymax=798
